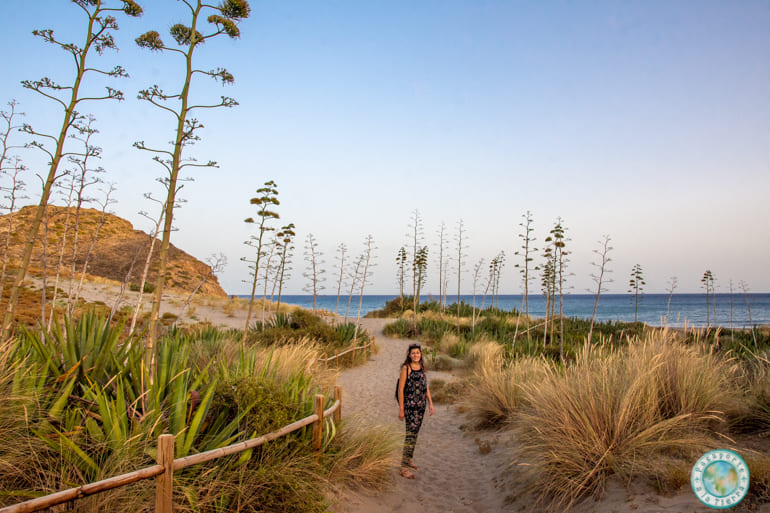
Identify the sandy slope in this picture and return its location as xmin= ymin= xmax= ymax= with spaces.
xmin=30 ymin=276 xmax=253 ymax=330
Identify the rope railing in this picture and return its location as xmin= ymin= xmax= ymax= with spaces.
xmin=0 ymin=386 xmax=343 ymax=513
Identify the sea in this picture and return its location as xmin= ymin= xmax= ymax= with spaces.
xmin=240 ymin=293 xmax=770 ymax=329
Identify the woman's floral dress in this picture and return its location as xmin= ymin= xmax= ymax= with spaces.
xmin=402 ymin=364 xmax=427 ymax=466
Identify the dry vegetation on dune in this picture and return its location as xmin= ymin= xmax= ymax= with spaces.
xmin=474 ymin=338 xmax=770 ymax=510
xmin=325 ymin=421 xmax=401 ymax=490
xmin=515 ymin=338 xmax=737 ymax=509
xmin=383 ymin=307 xmax=770 ymax=511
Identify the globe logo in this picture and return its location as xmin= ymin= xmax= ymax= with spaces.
xmin=691 ymin=450 xmax=749 ymax=509
xmin=703 ymin=461 xmax=739 ymax=497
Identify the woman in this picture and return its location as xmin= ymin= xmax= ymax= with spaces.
xmin=397 ymin=342 xmax=434 ymax=479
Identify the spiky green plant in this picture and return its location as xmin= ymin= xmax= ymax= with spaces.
xmin=0 ymin=315 xmax=389 ymax=512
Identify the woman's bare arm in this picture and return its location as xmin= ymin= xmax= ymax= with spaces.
xmin=398 ymin=364 xmax=407 ymax=419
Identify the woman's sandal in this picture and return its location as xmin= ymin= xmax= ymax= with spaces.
xmin=407 ymin=460 xmax=419 ymax=471
xmin=400 ymin=468 xmax=416 ymax=479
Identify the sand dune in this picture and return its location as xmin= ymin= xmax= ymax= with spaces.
xmin=331 ymin=319 xmax=768 ymax=513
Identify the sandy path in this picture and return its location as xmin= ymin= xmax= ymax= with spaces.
xmin=332 ymin=319 xmax=770 ymax=513
xmin=332 ymin=318 xmax=510 ymax=513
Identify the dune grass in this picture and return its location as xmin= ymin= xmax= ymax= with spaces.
xmin=411 ymin=312 xmax=770 ymax=510
xmin=514 ymin=337 xmax=738 ymax=510
xmin=325 ymin=419 xmax=400 ymax=490
xmin=0 ymin=309 xmax=385 ymax=512
xmin=462 ymin=351 xmax=548 ymax=428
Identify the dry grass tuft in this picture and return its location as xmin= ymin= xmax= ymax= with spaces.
xmin=463 ymin=353 xmax=548 ymax=428
xmin=730 ymin=359 xmax=770 ymax=435
xmin=221 ymin=297 xmax=301 ymax=319
xmin=435 ymin=332 xmax=460 ymax=354
xmin=264 ymin=336 xmax=338 ymax=389
xmin=745 ymin=453 xmax=770 ymax=503
xmin=326 ymin=419 xmax=400 ymax=490
xmin=222 ymin=298 xmax=241 ymax=317
xmin=429 ymin=377 xmax=466 ymax=404
xmin=427 ymin=353 xmax=461 ymax=371
xmin=649 ymin=457 xmax=691 ymax=494
xmin=466 ymin=339 xmax=503 ymax=371
xmin=223 ymin=334 xmax=336 ymax=388
xmin=417 ymin=310 xmax=444 ymax=322
xmin=514 ymin=338 xmax=740 ymax=511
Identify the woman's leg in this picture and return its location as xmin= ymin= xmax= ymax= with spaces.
xmin=402 ymin=406 xmax=425 ymax=467
xmin=402 ymin=413 xmax=417 ymax=466
xmin=400 ymin=408 xmax=418 ymax=478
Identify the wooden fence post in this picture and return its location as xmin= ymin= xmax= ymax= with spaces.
xmin=155 ymin=434 xmax=174 ymax=513
xmin=334 ymin=351 xmax=339 ymax=368
xmin=323 ymin=353 xmax=328 ymax=370
xmin=312 ymin=394 xmax=324 ymax=453
xmin=334 ymin=386 xmax=342 ymax=424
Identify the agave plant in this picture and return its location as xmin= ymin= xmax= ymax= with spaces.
xmin=334 ymin=322 xmax=358 ymax=344
xmin=18 ymin=312 xmax=140 ymax=388
xmin=2 ymin=315 xmax=352 ymax=511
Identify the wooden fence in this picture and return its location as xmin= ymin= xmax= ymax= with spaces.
xmin=0 ymin=386 xmax=343 ymax=513
xmin=319 ymin=338 xmax=374 ymax=368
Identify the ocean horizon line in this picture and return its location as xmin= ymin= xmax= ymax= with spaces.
xmin=232 ymin=292 xmax=770 ymax=328
xmin=232 ymin=292 xmax=769 ymax=298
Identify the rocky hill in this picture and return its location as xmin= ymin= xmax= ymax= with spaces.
xmin=0 ymin=205 xmax=228 ymax=298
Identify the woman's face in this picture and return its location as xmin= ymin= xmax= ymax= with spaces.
xmin=409 ymin=348 xmax=421 ymax=362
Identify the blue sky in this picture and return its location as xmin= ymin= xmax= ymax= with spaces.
xmin=0 ymin=1 xmax=768 ymax=295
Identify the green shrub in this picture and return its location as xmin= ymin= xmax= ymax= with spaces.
xmin=160 ymin=312 xmax=178 ymax=324
xmin=213 ymin=377 xmax=301 ymax=437
xmin=382 ymin=318 xmax=413 ymax=338
xmin=288 ymin=308 xmax=323 ymax=330
xmin=128 ymin=282 xmax=154 ymax=293
xmin=252 ymin=309 xmax=370 ymax=357
xmin=270 ymin=312 xmax=291 ymax=329
xmin=365 ymin=296 xmax=412 ymax=318
xmin=443 ymin=300 xmax=483 ymax=318
xmin=334 ymin=322 xmax=358 ymax=344
xmin=384 ymin=313 xmax=656 ymax=363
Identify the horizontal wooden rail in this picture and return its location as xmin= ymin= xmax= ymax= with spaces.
xmin=324 ymin=399 xmax=340 ymax=418
xmin=319 ymin=339 xmax=374 ymax=364
xmin=0 ymin=465 xmax=165 ymax=513
xmin=0 ymin=387 xmax=342 ymax=513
